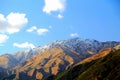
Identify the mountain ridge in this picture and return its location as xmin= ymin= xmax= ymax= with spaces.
xmin=0 ymin=38 xmax=120 ymax=69
xmin=0 ymin=38 xmax=120 ymax=80
xmin=45 ymin=48 xmax=120 ymax=80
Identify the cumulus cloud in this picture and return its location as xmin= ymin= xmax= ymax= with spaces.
xmin=13 ymin=42 xmax=35 ymax=49
xmin=70 ymin=33 xmax=79 ymax=37
xmin=43 ymin=0 xmax=66 ymax=14
xmin=57 ymin=14 xmax=63 ymax=19
xmin=0 ymin=34 xmax=9 ymax=44
xmin=0 ymin=12 xmax=28 ymax=34
xmin=27 ymin=26 xmax=49 ymax=35
xmin=0 ymin=14 xmax=6 ymax=22
xmin=26 ymin=26 xmax=37 ymax=32
xmin=37 ymin=28 xmax=49 ymax=35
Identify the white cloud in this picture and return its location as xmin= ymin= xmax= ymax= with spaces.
xmin=57 ymin=14 xmax=63 ymax=19
xmin=0 ymin=12 xmax=28 ymax=34
xmin=0 ymin=34 xmax=9 ymax=44
xmin=0 ymin=14 xmax=6 ymax=22
xmin=13 ymin=42 xmax=35 ymax=49
xmin=27 ymin=26 xmax=49 ymax=35
xmin=43 ymin=0 xmax=66 ymax=14
xmin=26 ymin=26 xmax=37 ymax=32
xmin=37 ymin=28 xmax=49 ymax=35
xmin=70 ymin=33 xmax=79 ymax=37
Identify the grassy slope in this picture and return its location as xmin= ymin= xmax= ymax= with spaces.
xmin=45 ymin=49 xmax=120 ymax=80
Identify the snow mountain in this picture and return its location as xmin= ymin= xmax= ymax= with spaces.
xmin=0 ymin=38 xmax=120 ymax=70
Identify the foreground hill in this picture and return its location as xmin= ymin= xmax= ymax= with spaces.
xmin=47 ymin=48 xmax=120 ymax=80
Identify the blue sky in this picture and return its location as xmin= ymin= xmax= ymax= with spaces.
xmin=0 ymin=0 xmax=120 ymax=54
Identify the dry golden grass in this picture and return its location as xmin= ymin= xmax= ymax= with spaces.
xmin=75 ymin=48 xmax=111 ymax=66
xmin=13 ymin=47 xmax=81 ymax=79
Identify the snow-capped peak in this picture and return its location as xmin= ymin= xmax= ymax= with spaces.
xmin=12 ymin=38 xmax=120 ymax=64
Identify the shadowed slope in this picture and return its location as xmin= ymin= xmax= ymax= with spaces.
xmin=46 ymin=48 xmax=120 ymax=80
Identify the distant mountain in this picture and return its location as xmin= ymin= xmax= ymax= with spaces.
xmin=0 ymin=54 xmax=19 ymax=69
xmin=11 ymin=38 xmax=120 ymax=80
xmin=46 ymin=48 xmax=120 ymax=80
xmin=0 ymin=38 xmax=120 ymax=80
xmin=12 ymin=38 xmax=120 ymax=64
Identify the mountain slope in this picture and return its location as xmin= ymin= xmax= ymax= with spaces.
xmin=12 ymin=47 xmax=83 ymax=80
xmin=1 ymin=38 xmax=120 ymax=70
xmin=11 ymin=38 xmax=120 ymax=64
xmin=0 ymin=54 xmax=19 ymax=69
xmin=48 ymin=49 xmax=120 ymax=80
xmin=0 ymin=38 xmax=120 ymax=79
xmin=12 ymin=38 xmax=120 ymax=63
xmin=77 ymin=49 xmax=120 ymax=80
xmin=75 ymin=48 xmax=112 ymax=65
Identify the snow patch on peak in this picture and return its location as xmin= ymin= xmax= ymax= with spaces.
xmin=12 ymin=38 xmax=120 ymax=64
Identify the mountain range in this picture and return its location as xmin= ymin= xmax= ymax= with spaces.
xmin=0 ymin=38 xmax=120 ymax=80
xmin=46 ymin=46 xmax=120 ymax=80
